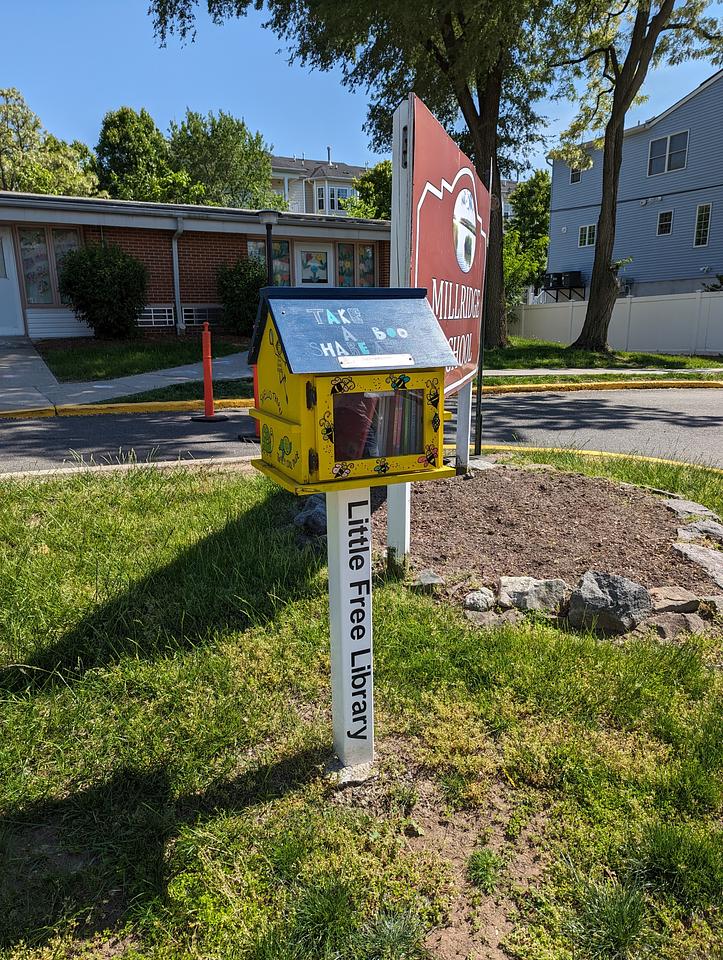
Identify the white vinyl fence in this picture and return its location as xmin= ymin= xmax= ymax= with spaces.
xmin=510 ymin=291 xmax=723 ymax=355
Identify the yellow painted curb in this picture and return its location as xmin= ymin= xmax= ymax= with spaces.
xmin=52 ymin=398 xmax=254 ymax=417
xmin=480 ymin=378 xmax=723 ymax=395
xmin=0 ymin=406 xmax=56 ymax=420
xmin=476 ymin=444 xmax=723 ymax=476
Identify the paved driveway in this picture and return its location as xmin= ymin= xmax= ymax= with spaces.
xmin=0 ymin=388 xmax=721 ymax=475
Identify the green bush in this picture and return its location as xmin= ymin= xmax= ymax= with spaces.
xmin=217 ymin=256 xmax=266 ymax=335
xmin=58 ymin=243 xmax=148 ymax=339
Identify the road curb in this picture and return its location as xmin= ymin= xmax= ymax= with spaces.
xmin=0 ymin=379 xmax=721 ymax=421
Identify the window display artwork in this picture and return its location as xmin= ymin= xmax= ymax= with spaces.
xmin=18 ymin=228 xmax=52 ymax=304
xmin=248 ymin=238 xmax=291 ymax=285
xmin=333 ymin=390 xmax=424 ymax=461
xmin=52 ymin=229 xmax=80 ymax=303
xmin=272 ymin=239 xmax=291 ymax=286
xmin=300 ymin=250 xmax=329 ymax=283
xmin=337 ymin=243 xmax=355 ymax=286
xmin=357 ymin=244 xmax=375 ymax=286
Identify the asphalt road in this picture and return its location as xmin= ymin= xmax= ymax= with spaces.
xmin=0 ymin=388 xmax=721 ymax=474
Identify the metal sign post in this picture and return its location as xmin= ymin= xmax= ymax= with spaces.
xmin=326 ymin=487 xmax=374 ymax=766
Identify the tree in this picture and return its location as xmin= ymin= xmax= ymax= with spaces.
xmin=21 ymin=135 xmax=100 ymax=197
xmin=149 ymin=1 xmax=555 ymax=349
xmin=168 ymin=108 xmax=283 ymax=208
xmin=554 ymin=1 xmax=722 ymax=351
xmin=342 ymin=160 xmax=392 ymax=220
xmin=507 ymin=168 xmax=550 ymax=253
xmin=0 ymin=88 xmax=42 ymax=191
xmin=503 ymin=227 xmax=547 ymax=307
xmin=96 ymin=106 xmax=202 ymax=203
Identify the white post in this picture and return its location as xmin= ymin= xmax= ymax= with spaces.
xmin=455 ymin=379 xmax=473 ymax=471
xmin=386 ymin=482 xmax=411 ymax=567
xmin=326 ymin=487 xmax=374 ymax=767
xmin=387 ymin=95 xmax=415 ymax=566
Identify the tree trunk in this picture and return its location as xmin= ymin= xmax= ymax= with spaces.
xmin=472 ymin=65 xmax=507 ymax=349
xmin=570 ymin=115 xmax=625 ymax=352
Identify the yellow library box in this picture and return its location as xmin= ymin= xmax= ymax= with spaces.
xmin=248 ymin=287 xmax=459 ymax=495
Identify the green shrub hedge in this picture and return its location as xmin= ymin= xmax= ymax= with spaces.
xmin=217 ymin=256 xmax=266 ymax=336
xmin=59 ymin=243 xmax=148 ymax=339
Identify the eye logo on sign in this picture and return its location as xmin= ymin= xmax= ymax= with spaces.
xmin=452 ymin=188 xmax=476 ymax=273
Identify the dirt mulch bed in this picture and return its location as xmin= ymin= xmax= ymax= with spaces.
xmin=372 ymin=466 xmax=719 ymax=594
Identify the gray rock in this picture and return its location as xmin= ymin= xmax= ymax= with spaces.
xmin=649 ymin=585 xmax=699 ymax=614
xmin=411 ymin=569 xmax=445 ymax=593
xmin=293 ymin=494 xmax=327 ymax=535
xmin=568 ymin=571 xmax=652 ymax=633
xmin=701 ymin=595 xmax=723 ymax=616
xmin=465 ymin=608 xmax=523 ymax=629
xmin=677 ymin=519 xmax=723 ymax=545
xmin=498 ymin=575 xmax=570 ymax=612
xmin=673 ymin=543 xmax=723 ymax=589
xmin=463 ymin=588 xmax=496 ymax=612
xmin=640 ymin=612 xmax=709 ymax=641
xmin=663 ymin=498 xmax=718 ymax=519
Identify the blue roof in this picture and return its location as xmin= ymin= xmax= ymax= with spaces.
xmin=248 ymin=287 xmax=458 ymax=374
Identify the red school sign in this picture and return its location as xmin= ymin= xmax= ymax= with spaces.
xmin=394 ymin=95 xmax=491 ymax=395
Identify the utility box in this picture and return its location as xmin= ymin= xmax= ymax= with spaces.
xmin=248 ymin=287 xmax=459 ymax=494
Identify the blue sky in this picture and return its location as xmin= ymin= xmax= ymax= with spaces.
xmin=1 ymin=0 xmax=720 ymax=175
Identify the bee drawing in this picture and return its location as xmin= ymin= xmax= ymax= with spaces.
xmin=374 ymin=458 xmax=390 ymax=475
xmin=387 ymin=372 xmax=411 ymax=391
xmin=418 ymin=444 xmax=438 ymax=467
xmin=331 ymin=376 xmax=355 ymax=395
xmin=332 ymin=461 xmax=353 ymax=479
xmin=426 ymin=378 xmax=440 ymax=407
xmin=319 ymin=412 xmax=334 ymax=443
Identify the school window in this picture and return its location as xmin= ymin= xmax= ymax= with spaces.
xmin=694 ymin=203 xmax=711 ymax=247
xmin=317 ymin=186 xmax=325 ymax=211
xmin=17 ymin=225 xmax=80 ymax=306
xmin=578 ymin=224 xmax=596 ymax=247
xmin=657 ymin=210 xmax=673 ymax=236
xmin=247 ymin=238 xmax=291 ymax=285
xmin=570 ymin=167 xmax=581 ymax=184
xmin=336 ymin=242 xmax=375 ymax=286
xmin=648 ymin=131 xmax=688 ymax=176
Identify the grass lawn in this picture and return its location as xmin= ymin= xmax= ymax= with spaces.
xmin=0 ymin=461 xmax=721 ymax=959
xmin=485 ymin=337 xmax=723 ymax=371
xmin=107 ymin=378 xmax=255 ymax=404
xmin=36 ymin=336 xmax=245 ymax=383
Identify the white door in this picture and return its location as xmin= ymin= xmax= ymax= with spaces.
xmin=294 ymin=243 xmax=335 ymax=287
xmin=0 ymin=228 xmax=24 ymax=335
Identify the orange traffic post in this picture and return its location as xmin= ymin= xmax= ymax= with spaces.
xmin=191 ymin=322 xmax=229 ymax=422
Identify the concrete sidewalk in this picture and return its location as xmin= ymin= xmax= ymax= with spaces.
xmin=0 ymin=343 xmax=252 ymax=412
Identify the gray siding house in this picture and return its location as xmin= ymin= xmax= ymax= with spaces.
xmin=547 ymin=69 xmax=723 ymax=297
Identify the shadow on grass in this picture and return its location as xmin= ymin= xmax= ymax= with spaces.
xmin=0 ymin=488 xmax=323 ymax=693
xmin=0 ymin=746 xmax=328 ymax=949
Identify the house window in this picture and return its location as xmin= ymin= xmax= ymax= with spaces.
xmin=329 ymin=186 xmax=336 ymax=211
xmin=657 ymin=211 xmax=673 ymax=236
xmin=317 ymin=186 xmax=325 ymax=211
xmin=694 ymin=203 xmax=711 ymax=247
xmin=578 ymin=224 xmax=596 ymax=247
xmin=570 ymin=167 xmax=581 ymax=184
xmin=648 ymin=131 xmax=688 ymax=176
xmin=247 ymin=238 xmax=291 ymax=285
